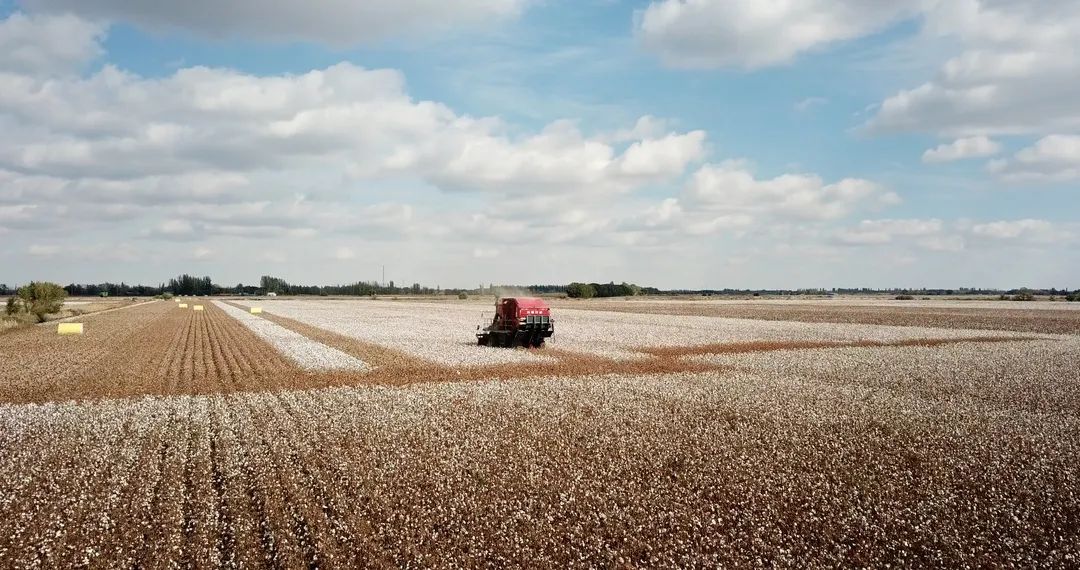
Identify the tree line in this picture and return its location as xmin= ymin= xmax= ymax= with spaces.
xmin=564 ymin=282 xmax=644 ymax=298
xmin=259 ymin=275 xmax=446 ymax=296
xmin=4 ymin=279 xmax=1079 ymax=301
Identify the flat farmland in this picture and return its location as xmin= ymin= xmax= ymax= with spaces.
xmin=0 ymin=298 xmax=1077 ymax=567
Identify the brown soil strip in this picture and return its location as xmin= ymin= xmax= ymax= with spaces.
xmin=638 ymin=336 xmax=1048 ymax=358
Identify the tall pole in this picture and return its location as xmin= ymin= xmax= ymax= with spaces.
xmin=382 ymin=265 xmax=385 ymax=287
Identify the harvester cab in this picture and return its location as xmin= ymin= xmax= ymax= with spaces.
xmin=477 ymin=297 xmax=554 ymax=348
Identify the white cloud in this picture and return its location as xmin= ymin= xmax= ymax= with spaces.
xmin=0 ymin=56 xmax=705 ymax=199
xmin=27 ymin=244 xmax=61 ymax=257
xmin=836 ymin=218 xmax=944 ymax=245
xmin=615 ymin=131 xmax=706 ymax=177
xmin=794 ymin=97 xmax=828 ymax=113
xmin=637 ymin=0 xmax=920 ymax=69
xmin=683 ymin=160 xmax=899 ymax=221
xmin=866 ymin=0 xmax=1080 ymax=137
xmin=0 ymin=12 xmax=105 ymax=74
xmin=190 ymin=246 xmax=215 ymax=260
xmin=158 ymin=219 xmax=195 ymax=234
xmin=21 ymin=1 xmax=526 ymax=45
xmin=988 ymin=135 xmax=1080 ymax=181
xmin=603 ymin=115 xmax=671 ymax=143
xmin=970 ymin=219 xmax=1070 ymax=243
xmin=832 ymin=217 xmax=1075 ymax=254
xmin=333 ymin=247 xmax=356 ymax=260
xmin=922 ymin=136 xmax=1001 ymax=163
xmin=410 ymin=120 xmax=706 ymax=194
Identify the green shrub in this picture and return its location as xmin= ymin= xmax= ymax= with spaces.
xmin=458 ymin=293 xmax=468 ymax=300
xmin=566 ymin=282 xmax=596 ymax=299
xmin=4 ymin=297 xmax=18 ymax=316
xmin=1013 ymin=289 xmax=1035 ymax=301
xmin=16 ymin=282 xmax=68 ymax=322
xmin=895 ymin=295 xmax=915 ymax=300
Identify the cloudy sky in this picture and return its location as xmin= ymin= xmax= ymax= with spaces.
xmin=2 ymin=0 xmax=1078 ymax=289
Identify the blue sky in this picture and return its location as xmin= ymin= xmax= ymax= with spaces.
xmin=1 ymin=0 xmax=1078 ymax=289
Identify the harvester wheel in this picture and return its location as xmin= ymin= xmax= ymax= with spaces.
xmin=477 ymin=336 xmax=486 ymax=346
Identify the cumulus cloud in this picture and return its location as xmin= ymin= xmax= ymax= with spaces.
xmin=832 ymin=217 xmax=1076 ymax=254
xmin=970 ymin=219 xmax=1071 ymax=243
xmin=922 ymin=136 xmax=1001 ymax=163
xmin=0 ymin=56 xmax=705 ymax=199
xmin=683 ymin=160 xmax=900 ymax=222
xmin=0 ymin=12 xmax=105 ymax=74
xmin=0 ymin=10 xmax=709 ymax=251
xmin=836 ymin=218 xmax=944 ymax=244
xmin=866 ymin=0 xmax=1080 ymax=136
xmin=636 ymin=0 xmax=920 ymax=69
xmin=988 ymin=135 xmax=1080 ymax=181
xmin=21 ymin=0 xmax=526 ymax=45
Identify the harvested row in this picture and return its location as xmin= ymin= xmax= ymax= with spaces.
xmin=0 ymin=300 xmax=175 ymax=404
xmin=552 ymin=298 xmax=1080 ymax=335
xmin=1 ymin=356 xmax=1077 ymax=567
xmin=213 ymin=301 xmax=368 ymax=371
xmin=0 ymin=302 xmax=372 ymax=404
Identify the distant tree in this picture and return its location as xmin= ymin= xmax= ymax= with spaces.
xmin=15 ymin=281 xmax=68 ymax=322
xmin=566 ymin=282 xmax=596 ymax=299
xmin=0 ymin=283 xmax=8 ymax=295
xmin=1013 ymin=288 xmax=1035 ymax=301
xmin=168 ymin=274 xmax=214 ymax=296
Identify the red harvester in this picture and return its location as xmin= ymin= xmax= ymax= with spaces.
xmin=476 ymin=297 xmax=555 ymax=348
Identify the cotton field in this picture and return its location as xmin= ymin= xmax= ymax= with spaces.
xmin=0 ymin=297 xmax=1077 ymax=566
xmin=231 ymin=299 xmax=1049 ymax=363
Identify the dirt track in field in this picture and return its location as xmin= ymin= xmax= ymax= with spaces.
xmin=557 ymin=300 xmax=1080 ymax=334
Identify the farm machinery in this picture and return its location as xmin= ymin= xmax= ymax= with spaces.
xmin=477 ymin=297 xmax=554 ymax=348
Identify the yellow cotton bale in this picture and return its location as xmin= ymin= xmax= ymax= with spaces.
xmin=178 ymin=303 xmax=188 ymax=308
xmin=250 ymin=307 xmax=263 ymax=314
xmin=57 ymin=323 xmax=83 ymax=335
xmin=193 ymin=305 xmax=204 ymax=311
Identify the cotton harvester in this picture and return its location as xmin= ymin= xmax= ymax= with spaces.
xmin=476 ymin=297 xmax=554 ymax=348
